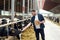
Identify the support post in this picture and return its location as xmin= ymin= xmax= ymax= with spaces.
xmin=4 ymin=0 xmax=5 ymax=15
xmin=27 ymin=0 xmax=29 ymax=14
xmin=22 ymin=0 xmax=25 ymax=19
xmin=11 ymin=0 xmax=15 ymax=21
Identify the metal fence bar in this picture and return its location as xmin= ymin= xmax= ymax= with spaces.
xmin=0 ymin=19 xmax=26 ymax=27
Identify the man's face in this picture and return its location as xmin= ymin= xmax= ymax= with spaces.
xmin=32 ymin=11 xmax=36 ymax=16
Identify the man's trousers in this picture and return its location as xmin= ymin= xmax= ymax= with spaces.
xmin=35 ymin=29 xmax=45 ymax=40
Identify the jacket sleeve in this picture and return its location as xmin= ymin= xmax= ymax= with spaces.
xmin=41 ymin=15 xmax=44 ymax=21
xmin=39 ymin=14 xmax=45 ymax=21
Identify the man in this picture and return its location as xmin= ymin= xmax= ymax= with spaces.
xmin=31 ymin=10 xmax=45 ymax=40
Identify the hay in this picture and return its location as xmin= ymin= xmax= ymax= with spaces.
xmin=22 ymin=26 xmax=36 ymax=40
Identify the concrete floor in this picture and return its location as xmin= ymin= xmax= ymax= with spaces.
xmin=45 ymin=18 xmax=60 ymax=40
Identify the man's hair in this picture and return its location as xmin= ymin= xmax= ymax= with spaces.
xmin=31 ymin=10 xmax=36 ymax=12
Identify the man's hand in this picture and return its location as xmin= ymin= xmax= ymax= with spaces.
xmin=40 ymin=20 xmax=45 ymax=24
xmin=31 ymin=22 xmax=33 ymax=26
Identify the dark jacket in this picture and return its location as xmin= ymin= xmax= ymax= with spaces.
xmin=31 ymin=14 xmax=45 ymax=31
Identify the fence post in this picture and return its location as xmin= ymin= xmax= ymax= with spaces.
xmin=11 ymin=0 xmax=15 ymax=21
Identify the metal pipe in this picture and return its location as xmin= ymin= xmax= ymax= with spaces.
xmin=8 ymin=0 xmax=10 ymax=15
xmin=36 ymin=0 xmax=39 ymax=12
xmin=4 ymin=0 xmax=5 ymax=15
xmin=11 ymin=0 xmax=15 ymax=28
xmin=27 ymin=0 xmax=29 ymax=14
xmin=23 ymin=0 xmax=25 ymax=19
xmin=11 ymin=0 xmax=15 ymax=21
xmin=8 ymin=0 xmax=10 ymax=11
xmin=31 ymin=0 xmax=32 ymax=11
